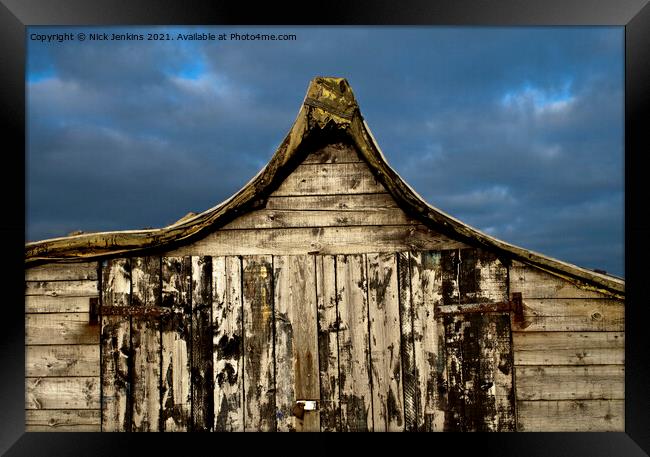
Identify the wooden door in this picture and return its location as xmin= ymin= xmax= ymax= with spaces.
xmin=399 ymin=249 xmax=516 ymax=431
xmin=431 ymin=249 xmax=517 ymax=431
xmin=99 ymin=250 xmax=515 ymax=432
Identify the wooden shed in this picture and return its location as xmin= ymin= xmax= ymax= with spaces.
xmin=24 ymin=76 xmax=625 ymax=432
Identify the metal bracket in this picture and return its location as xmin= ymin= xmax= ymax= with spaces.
xmin=510 ymin=292 xmax=524 ymax=323
xmin=435 ymin=292 xmax=524 ymax=320
xmin=98 ymin=305 xmax=172 ymax=318
xmin=89 ymin=297 xmax=99 ymax=325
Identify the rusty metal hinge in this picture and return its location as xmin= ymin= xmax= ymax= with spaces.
xmin=98 ymin=305 xmax=172 ymax=318
xmin=89 ymin=297 xmax=99 ymax=325
xmin=511 ymin=292 xmax=523 ymax=323
xmin=435 ymin=292 xmax=524 ymax=321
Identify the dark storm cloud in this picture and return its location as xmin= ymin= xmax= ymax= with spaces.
xmin=26 ymin=26 xmax=624 ymax=276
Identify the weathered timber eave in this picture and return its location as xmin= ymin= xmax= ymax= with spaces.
xmin=25 ymin=77 xmax=624 ymax=298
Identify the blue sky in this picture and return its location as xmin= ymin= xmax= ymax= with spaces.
xmin=26 ymin=26 xmax=624 ymax=276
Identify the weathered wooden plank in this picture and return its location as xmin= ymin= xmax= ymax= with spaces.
xmin=167 ymin=225 xmax=466 ymax=260
xmin=367 ymin=252 xmax=404 ymax=432
xmin=336 ymin=254 xmax=372 ymax=432
xmin=191 ymin=256 xmax=214 ymax=431
xmin=290 ymin=256 xmax=320 ymax=433
xmin=221 ymin=208 xmax=415 ymax=230
xmin=442 ymin=315 xmax=466 ymax=431
xmin=513 ymin=331 xmax=624 ymax=365
xmin=213 ymin=256 xmax=244 ymax=432
xmin=26 ymin=262 xmax=98 ymax=281
xmin=301 ymin=142 xmax=362 ymax=164
xmin=397 ymin=251 xmax=417 ymax=432
xmin=25 ymin=280 xmax=98 ymax=297
xmin=517 ymin=399 xmax=624 ymax=431
xmin=510 ymin=261 xmax=611 ymax=299
xmin=513 ymin=298 xmax=624 ymax=332
xmin=265 ymin=193 xmax=398 ymax=211
xmin=160 ymin=256 xmax=192 ymax=432
xmin=316 ymin=255 xmax=340 ymax=432
xmin=272 ymin=162 xmax=385 ymax=196
xmin=26 ymin=313 xmax=99 ymax=345
xmin=274 ymin=254 xmax=297 ymax=432
xmin=242 ymin=255 xmax=276 ymax=432
xmin=443 ymin=313 xmax=515 ymax=431
xmin=26 ymin=409 xmax=101 ymax=432
xmin=437 ymin=302 xmax=513 ymax=315
xmin=515 ymin=365 xmax=624 ymax=401
xmin=26 ymin=377 xmax=100 ymax=410
xmin=26 ymin=345 xmax=99 ymax=377
xmin=25 ymin=296 xmax=92 ymax=313
xmin=274 ymin=255 xmax=320 ymax=432
xmin=100 ymin=257 xmax=131 ymax=432
xmin=130 ymin=256 xmax=161 ymax=432
xmin=439 ymin=248 xmax=507 ymax=306
xmin=410 ymin=251 xmax=446 ymax=432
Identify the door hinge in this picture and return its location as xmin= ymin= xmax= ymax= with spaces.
xmin=436 ymin=292 xmax=524 ymax=321
xmin=89 ymin=297 xmax=100 ymax=325
xmin=97 ymin=305 xmax=172 ymax=318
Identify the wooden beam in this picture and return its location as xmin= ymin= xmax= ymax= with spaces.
xmin=213 ymin=256 xmax=244 ymax=432
xmin=26 ymin=377 xmax=100 ymax=410
xmin=515 ymin=365 xmax=624 ymax=401
xmin=25 ymin=262 xmax=98 ymax=281
xmin=26 ymin=409 xmax=100 ymax=432
xmin=242 ymin=255 xmax=276 ymax=431
xmin=25 ymin=296 xmax=93 ymax=313
xmin=167 ymin=225 xmax=466 ymax=257
xmin=367 ymin=252 xmax=404 ymax=431
xmin=336 ymin=254 xmax=372 ymax=432
xmin=25 ymin=280 xmax=98 ymax=297
xmin=190 ymin=256 xmax=214 ymax=431
xmin=513 ymin=331 xmax=624 ymax=366
xmin=512 ymin=298 xmax=624 ymax=332
xmin=130 ymin=256 xmax=162 ymax=432
xmin=315 ymin=255 xmax=341 ymax=432
xmin=26 ymin=313 xmax=99 ymax=345
xmin=26 ymin=345 xmax=99 ymax=377
xmin=100 ymin=258 xmax=131 ymax=432
xmin=160 ymin=256 xmax=192 ymax=432
xmin=517 ymin=399 xmax=624 ymax=431
xmin=274 ymin=255 xmax=320 ymax=432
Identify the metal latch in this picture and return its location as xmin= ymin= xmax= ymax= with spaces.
xmin=291 ymin=400 xmax=319 ymax=419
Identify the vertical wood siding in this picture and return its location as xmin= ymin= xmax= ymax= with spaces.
xmin=409 ymin=251 xmax=447 ymax=431
xmin=212 ymin=256 xmax=244 ymax=431
xmin=367 ymin=253 xmax=404 ymax=431
xmin=315 ymin=255 xmax=341 ymax=432
xmin=190 ymin=256 xmax=214 ymax=431
xmin=131 ymin=256 xmax=161 ymax=432
xmin=242 ymin=255 xmax=276 ymax=431
xmin=274 ymin=255 xmax=320 ymax=431
xmin=101 ymin=258 xmax=131 ymax=432
xmin=160 ymin=256 xmax=192 ymax=431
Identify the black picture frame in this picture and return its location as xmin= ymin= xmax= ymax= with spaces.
xmin=1 ymin=0 xmax=648 ymax=455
